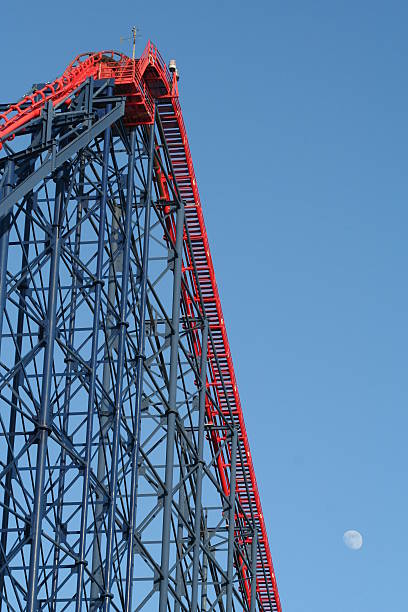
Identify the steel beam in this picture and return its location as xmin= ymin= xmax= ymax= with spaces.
xmin=27 ymin=166 xmax=66 ymax=612
xmin=0 ymin=160 xmax=14 ymax=354
xmin=101 ymin=128 xmax=136 ymax=611
xmin=0 ymin=159 xmax=29 ymax=608
xmin=123 ymin=119 xmax=156 ymax=612
xmin=226 ymin=428 xmax=238 ymax=611
xmin=75 ymin=109 xmax=112 ymax=612
xmin=250 ymin=528 xmax=258 ymax=612
xmin=191 ymin=319 xmax=209 ymax=611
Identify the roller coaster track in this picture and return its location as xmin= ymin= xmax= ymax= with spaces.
xmin=0 ymin=41 xmax=281 ymax=611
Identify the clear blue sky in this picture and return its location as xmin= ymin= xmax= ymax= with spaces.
xmin=3 ymin=1 xmax=407 ymax=610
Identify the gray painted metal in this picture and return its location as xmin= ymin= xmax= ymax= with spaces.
xmin=251 ymin=528 xmax=258 ymax=612
xmin=191 ymin=319 xmax=209 ymax=611
xmin=158 ymin=198 xmax=185 ymax=612
xmin=226 ymin=428 xmax=238 ymax=611
xmin=27 ymin=166 xmax=66 ymax=612
xmin=123 ymin=118 xmax=156 ymax=612
xmin=0 ymin=161 xmax=14 ymax=353
xmin=76 ymin=109 xmax=112 ymax=612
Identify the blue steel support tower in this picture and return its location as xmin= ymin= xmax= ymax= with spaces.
xmin=0 ymin=44 xmax=282 ymax=611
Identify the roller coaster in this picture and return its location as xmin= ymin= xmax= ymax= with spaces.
xmin=0 ymin=41 xmax=281 ymax=611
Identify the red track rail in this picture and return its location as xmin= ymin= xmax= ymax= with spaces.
xmin=0 ymin=42 xmax=281 ymax=611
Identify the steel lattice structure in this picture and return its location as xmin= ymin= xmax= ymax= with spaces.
xmin=0 ymin=43 xmax=282 ymax=611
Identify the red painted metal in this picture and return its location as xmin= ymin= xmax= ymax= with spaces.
xmin=0 ymin=42 xmax=282 ymax=611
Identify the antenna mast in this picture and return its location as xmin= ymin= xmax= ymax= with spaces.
xmin=132 ymin=26 xmax=137 ymax=60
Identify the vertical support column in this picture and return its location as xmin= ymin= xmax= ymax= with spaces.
xmin=201 ymin=510 xmax=208 ymax=612
xmin=75 ymin=117 xmax=112 ymax=611
xmin=27 ymin=166 xmax=66 ymax=612
xmin=101 ymin=128 xmax=136 ymax=611
xmin=0 ymin=160 xmax=14 ymax=356
xmin=90 ymin=213 xmax=119 ymax=606
xmin=250 ymin=528 xmax=258 ymax=612
xmin=158 ymin=199 xmax=185 ymax=612
xmin=90 ymin=92 xmax=127 ymax=603
xmin=226 ymin=428 xmax=238 ymax=611
xmin=174 ymin=445 xmax=186 ymax=612
xmin=0 ymin=160 xmax=30 ymax=607
xmin=191 ymin=320 xmax=209 ymax=611
xmin=50 ymin=161 xmax=84 ymax=610
xmin=123 ymin=119 xmax=155 ymax=612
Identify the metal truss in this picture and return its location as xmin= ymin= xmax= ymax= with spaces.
xmin=0 ymin=44 xmax=280 ymax=612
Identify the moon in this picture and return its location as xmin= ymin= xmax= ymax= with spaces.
xmin=343 ymin=530 xmax=363 ymax=550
